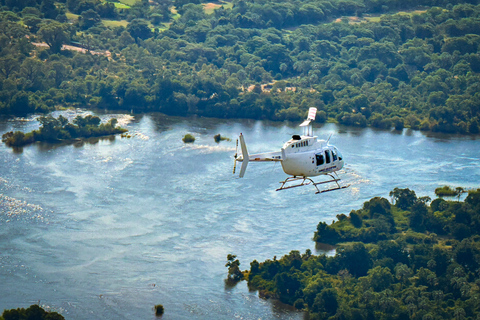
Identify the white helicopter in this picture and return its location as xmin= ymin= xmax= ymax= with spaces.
xmin=233 ymin=108 xmax=349 ymax=194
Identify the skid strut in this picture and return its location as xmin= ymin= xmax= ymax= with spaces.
xmin=276 ymin=174 xmax=349 ymax=194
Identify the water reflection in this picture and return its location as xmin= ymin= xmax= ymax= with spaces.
xmin=30 ymin=136 xmax=118 ymax=151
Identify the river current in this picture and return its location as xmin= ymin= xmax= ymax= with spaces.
xmin=0 ymin=111 xmax=479 ymax=319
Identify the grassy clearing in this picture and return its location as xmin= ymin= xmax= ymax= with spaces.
xmin=203 ymin=3 xmax=222 ymax=14
xmin=363 ymin=9 xmax=426 ymax=23
xmin=118 ymin=0 xmax=138 ymax=6
xmin=66 ymin=12 xmax=79 ymax=21
xmin=102 ymin=19 xmax=129 ymax=28
xmin=222 ymin=2 xmax=233 ymax=9
xmin=112 ymin=2 xmax=131 ymax=9
xmin=203 ymin=1 xmax=233 ymax=14
xmin=364 ymin=16 xmax=381 ymax=22
xmin=170 ymin=6 xmax=181 ymax=20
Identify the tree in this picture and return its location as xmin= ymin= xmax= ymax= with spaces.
xmin=117 ymin=31 xmax=135 ymax=49
xmin=127 ymin=19 xmax=152 ymax=41
xmin=313 ymin=288 xmax=338 ymax=315
xmin=10 ymin=91 xmax=35 ymax=116
xmin=38 ymin=115 xmax=65 ymax=140
xmin=50 ymin=61 xmax=70 ymax=88
xmin=20 ymin=58 xmax=45 ymax=90
xmin=38 ymin=20 xmax=70 ymax=53
xmin=336 ymin=242 xmax=371 ymax=277
xmin=79 ymin=9 xmax=101 ymax=30
xmin=390 ymin=188 xmax=417 ymax=210
xmin=409 ymin=201 xmax=428 ymax=231
xmin=0 ymin=55 xmax=20 ymax=79
xmin=225 ymin=254 xmax=243 ymax=282
xmin=40 ymin=0 xmax=60 ymax=19
xmin=23 ymin=15 xmax=43 ymax=33
xmin=363 ymin=197 xmax=391 ymax=217
xmin=367 ymin=266 xmax=394 ymax=291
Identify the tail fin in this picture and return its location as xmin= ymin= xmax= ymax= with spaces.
xmin=238 ymin=133 xmax=249 ymax=178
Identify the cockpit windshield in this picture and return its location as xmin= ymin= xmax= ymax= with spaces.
xmin=334 ymin=147 xmax=343 ymax=161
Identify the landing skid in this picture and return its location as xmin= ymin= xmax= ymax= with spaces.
xmin=276 ymin=174 xmax=350 ymax=194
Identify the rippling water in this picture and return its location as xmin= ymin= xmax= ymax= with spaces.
xmin=0 ymin=112 xmax=479 ymax=319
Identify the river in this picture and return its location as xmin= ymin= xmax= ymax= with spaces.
xmin=0 ymin=111 xmax=479 ymax=319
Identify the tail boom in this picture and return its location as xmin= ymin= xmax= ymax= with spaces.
xmin=235 ymin=133 xmax=283 ymax=178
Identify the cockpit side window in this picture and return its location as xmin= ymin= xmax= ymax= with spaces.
xmin=332 ymin=148 xmax=338 ymax=161
xmin=325 ymin=150 xmax=331 ymax=164
xmin=316 ymin=153 xmax=324 ymax=166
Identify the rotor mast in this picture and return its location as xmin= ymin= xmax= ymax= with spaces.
xmin=299 ymin=107 xmax=317 ymax=137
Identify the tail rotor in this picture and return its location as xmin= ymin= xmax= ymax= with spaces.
xmin=232 ymin=133 xmax=249 ymax=178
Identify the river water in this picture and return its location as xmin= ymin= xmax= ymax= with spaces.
xmin=0 ymin=111 xmax=479 ymax=319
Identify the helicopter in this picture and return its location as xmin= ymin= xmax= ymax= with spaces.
xmin=233 ymin=108 xmax=349 ymax=194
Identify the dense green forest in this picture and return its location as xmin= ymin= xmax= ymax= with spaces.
xmin=231 ymin=188 xmax=480 ymax=319
xmin=1 ymin=0 xmax=480 ymax=133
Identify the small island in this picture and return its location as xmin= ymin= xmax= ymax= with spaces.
xmin=232 ymin=187 xmax=480 ymax=320
xmin=2 ymin=115 xmax=127 ymax=148
xmin=1 ymin=304 xmax=65 ymax=320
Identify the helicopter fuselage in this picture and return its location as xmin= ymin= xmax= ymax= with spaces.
xmin=281 ymin=135 xmax=344 ymax=177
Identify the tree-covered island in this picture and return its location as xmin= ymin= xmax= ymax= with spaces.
xmin=1 ymin=304 xmax=65 ymax=320
xmin=1 ymin=114 xmax=127 ymax=147
xmin=1 ymin=0 xmax=480 ymax=134
xmin=230 ymin=187 xmax=480 ymax=319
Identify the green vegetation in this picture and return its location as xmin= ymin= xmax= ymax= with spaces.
xmin=154 ymin=304 xmax=164 ymax=316
xmin=225 ymin=254 xmax=244 ymax=284
xmin=1 ymin=304 xmax=65 ymax=320
xmin=213 ymin=133 xmax=230 ymax=143
xmin=435 ymin=185 xmax=466 ymax=198
xmin=234 ymin=187 xmax=480 ymax=319
xmin=1 ymin=115 xmax=127 ymax=147
xmin=118 ymin=0 xmax=139 ymax=6
xmin=102 ymin=19 xmax=129 ymax=28
xmin=182 ymin=133 xmax=195 ymax=143
xmin=2 ymin=0 xmax=480 ymax=134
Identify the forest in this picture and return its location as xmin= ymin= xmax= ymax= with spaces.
xmin=1 ymin=0 xmax=480 ymax=133
xmin=226 ymin=188 xmax=480 ymax=319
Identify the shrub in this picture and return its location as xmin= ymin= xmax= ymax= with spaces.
xmin=435 ymin=186 xmax=457 ymax=197
xmin=182 ymin=133 xmax=195 ymax=143
xmin=350 ymin=211 xmax=363 ymax=228
xmin=154 ymin=304 xmax=164 ymax=316
xmin=213 ymin=134 xmax=230 ymax=143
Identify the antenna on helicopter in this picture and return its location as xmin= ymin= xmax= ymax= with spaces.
xmin=326 ymin=133 xmax=333 ymax=144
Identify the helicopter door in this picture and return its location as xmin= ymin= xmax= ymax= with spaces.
xmin=325 ymin=150 xmax=331 ymax=164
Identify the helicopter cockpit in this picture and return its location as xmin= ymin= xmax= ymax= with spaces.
xmin=315 ymin=147 xmax=343 ymax=166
